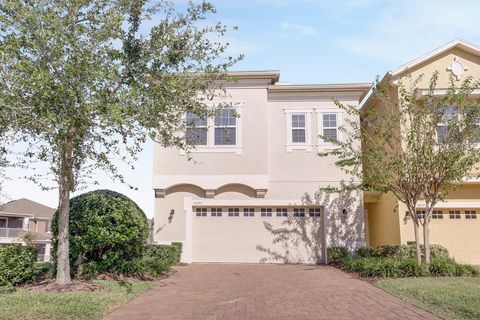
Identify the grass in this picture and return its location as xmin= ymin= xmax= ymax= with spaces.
xmin=376 ymin=277 xmax=480 ymax=320
xmin=0 ymin=280 xmax=154 ymax=320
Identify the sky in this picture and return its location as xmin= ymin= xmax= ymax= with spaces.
xmin=3 ymin=0 xmax=480 ymax=217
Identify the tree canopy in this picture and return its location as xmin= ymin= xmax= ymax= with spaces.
xmin=0 ymin=0 xmax=241 ymax=284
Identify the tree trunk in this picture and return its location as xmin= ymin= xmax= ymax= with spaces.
xmin=56 ymin=135 xmax=74 ymax=285
xmin=413 ymin=219 xmax=422 ymax=263
xmin=423 ymin=215 xmax=431 ymax=267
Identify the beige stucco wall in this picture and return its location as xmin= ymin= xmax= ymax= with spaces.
xmin=153 ymin=79 xmax=367 ymax=263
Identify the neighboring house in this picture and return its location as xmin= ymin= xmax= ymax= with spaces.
xmin=0 ymin=198 xmax=55 ymax=261
xmin=363 ymin=39 xmax=480 ymax=265
xmin=153 ymin=71 xmax=370 ymax=263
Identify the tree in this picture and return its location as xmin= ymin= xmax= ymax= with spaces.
xmin=320 ymin=72 xmax=480 ymax=266
xmin=0 ymin=0 xmax=241 ymax=285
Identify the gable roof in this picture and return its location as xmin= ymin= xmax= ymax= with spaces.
xmin=360 ymin=39 xmax=480 ymax=110
xmin=0 ymin=198 xmax=56 ymax=219
xmin=389 ymin=39 xmax=480 ymax=79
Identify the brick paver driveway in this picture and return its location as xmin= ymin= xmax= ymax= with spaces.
xmin=103 ymin=264 xmax=438 ymax=320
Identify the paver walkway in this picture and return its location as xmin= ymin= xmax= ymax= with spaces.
xmin=103 ymin=264 xmax=438 ymax=320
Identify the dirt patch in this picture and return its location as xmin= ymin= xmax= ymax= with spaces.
xmin=25 ymin=279 xmax=104 ymax=292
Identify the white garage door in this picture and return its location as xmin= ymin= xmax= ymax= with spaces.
xmin=192 ymin=206 xmax=326 ymax=264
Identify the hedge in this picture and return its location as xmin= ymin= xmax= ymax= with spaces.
xmin=331 ymin=244 xmax=478 ymax=278
xmin=0 ymin=245 xmax=38 ymax=286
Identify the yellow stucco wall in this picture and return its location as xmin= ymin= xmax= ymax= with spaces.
xmin=365 ymin=192 xmax=401 ymax=248
xmin=364 ymin=44 xmax=480 ymax=265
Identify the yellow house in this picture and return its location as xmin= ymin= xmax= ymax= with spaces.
xmin=363 ymin=39 xmax=480 ymax=265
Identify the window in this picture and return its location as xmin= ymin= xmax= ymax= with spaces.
xmin=261 ymin=208 xmax=272 ymax=217
xmin=196 ymin=208 xmax=207 ymax=217
xmin=294 ymin=208 xmax=305 ymax=217
xmin=432 ymin=210 xmax=443 ymax=219
xmin=284 ymin=109 xmax=312 ymax=152
xmin=416 ymin=210 xmax=425 ymax=219
xmin=322 ymin=114 xmax=338 ymax=141
xmin=449 ymin=210 xmax=461 ymax=219
xmin=276 ymin=208 xmax=288 ymax=217
xmin=214 ymin=109 xmax=236 ymax=145
xmin=436 ymin=106 xmax=459 ymax=143
xmin=244 ymin=208 xmax=255 ymax=217
xmin=309 ymin=208 xmax=321 ymax=217
xmin=228 ymin=208 xmax=240 ymax=217
xmin=211 ymin=208 xmax=222 ymax=217
xmin=465 ymin=210 xmax=477 ymax=219
xmin=291 ymin=114 xmax=306 ymax=143
xmin=186 ymin=112 xmax=208 ymax=145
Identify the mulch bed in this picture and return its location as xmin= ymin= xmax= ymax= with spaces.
xmin=25 ymin=279 xmax=104 ymax=292
xmin=22 ymin=269 xmax=178 ymax=293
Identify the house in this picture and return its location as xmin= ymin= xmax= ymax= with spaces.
xmin=153 ymin=71 xmax=370 ymax=263
xmin=363 ymin=39 xmax=480 ymax=265
xmin=0 ymin=198 xmax=55 ymax=261
xmin=153 ymin=39 xmax=480 ymax=266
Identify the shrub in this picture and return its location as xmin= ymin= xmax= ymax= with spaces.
xmin=355 ymin=247 xmax=378 ymax=258
xmin=429 ymin=245 xmax=450 ymax=260
xmin=376 ymin=245 xmax=415 ymax=259
xmin=52 ymin=190 xmax=149 ymax=276
xmin=327 ymin=246 xmax=349 ymax=264
xmin=339 ymin=257 xmax=423 ymax=278
xmin=376 ymin=243 xmax=450 ymax=260
xmin=146 ymin=243 xmax=182 ymax=267
xmin=429 ymin=259 xmax=479 ymax=277
xmin=33 ymin=262 xmax=54 ymax=280
xmin=0 ymin=245 xmax=38 ymax=286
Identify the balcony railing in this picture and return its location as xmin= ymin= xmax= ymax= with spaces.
xmin=0 ymin=227 xmax=25 ymax=238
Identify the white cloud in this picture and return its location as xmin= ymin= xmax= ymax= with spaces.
xmin=335 ymin=0 xmax=480 ymax=65
xmin=280 ymin=22 xmax=317 ymax=35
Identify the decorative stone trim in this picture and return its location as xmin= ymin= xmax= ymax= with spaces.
xmin=255 ymin=189 xmax=267 ymax=198
xmin=154 ymin=189 xmax=166 ymax=198
xmin=205 ymin=189 xmax=216 ymax=198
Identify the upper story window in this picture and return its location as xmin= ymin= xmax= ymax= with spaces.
xmin=317 ymin=109 xmax=342 ymax=149
xmin=436 ymin=106 xmax=459 ymax=144
xmin=183 ymin=103 xmax=243 ymax=154
xmin=186 ymin=112 xmax=208 ymax=146
xmin=284 ymin=109 xmax=313 ymax=152
xmin=322 ymin=114 xmax=338 ymax=141
xmin=291 ymin=114 xmax=306 ymax=143
xmin=214 ymin=109 xmax=237 ymax=145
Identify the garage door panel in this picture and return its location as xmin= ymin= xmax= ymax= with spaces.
xmin=192 ymin=209 xmax=325 ymax=264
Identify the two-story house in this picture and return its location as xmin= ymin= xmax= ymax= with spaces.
xmin=0 ymin=198 xmax=54 ymax=261
xmin=153 ymin=71 xmax=370 ymax=264
xmin=363 ymin=39 xmax=480 ymax=265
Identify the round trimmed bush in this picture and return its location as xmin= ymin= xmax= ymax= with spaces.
xmin=52 ymin=189 xmax=149 ymax=276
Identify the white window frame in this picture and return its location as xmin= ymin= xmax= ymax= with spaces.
xmin=316 ymin=108 xmax=342 ymax=150
xmin=284 ymin=108 xmax=313 ymax=152
xmin=181 ymin=102 xmax=244 ymax=155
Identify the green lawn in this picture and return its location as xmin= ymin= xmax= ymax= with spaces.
xmin=0 ymin=280 xmax=154 ymax=320
xmin=376 ymin=277 xmax=480 ymax=320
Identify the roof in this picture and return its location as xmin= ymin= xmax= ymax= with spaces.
xmin=389 ymin=39 xmax=480 ymax=78
xmin=226 ymin=70 xmax=280 ymax=84
xmin=269 ymin=83 xmax=371 ymax=98
xmin=360 ymin=39 xmax=480 ymax=110
xmin=0 ymin=198 xmax=56 ymax=219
